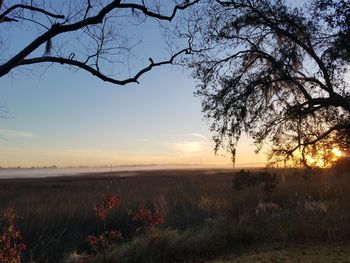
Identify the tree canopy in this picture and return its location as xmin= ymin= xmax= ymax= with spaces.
xmin=0 ymin=0 xmax=197 ymax=85
xmin=185 ymin=0 xmax=350 ymax=167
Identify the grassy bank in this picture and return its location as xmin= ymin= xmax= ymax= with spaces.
xmin=212 ymin=243 xmax=350 ymax=263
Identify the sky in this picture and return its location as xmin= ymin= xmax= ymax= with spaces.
xmin=0 ymin=1 xmax=267 ymax=168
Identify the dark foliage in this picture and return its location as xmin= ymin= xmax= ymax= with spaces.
xmin=315 ymin=0 xmax=350 ymax=61
xmin=184 ymin=0 xmax=350 ymax=166
xmin=232 ymin=169 xmax=278 ymax=193
xmin=332 ymin=157 xmax=350 ymax=175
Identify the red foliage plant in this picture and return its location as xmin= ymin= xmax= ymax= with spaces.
xmin=87 ymin=194 xmax=122 ymax=253
xmin=130 ymin=205 xmax=165 ymax=232
xmin=0 ymin=208 xmax=27 ymax=263
xmin=86 ymin=230 xmax=121 ymax=252
xmin=94 ymin=195 xmax=121 ymax=221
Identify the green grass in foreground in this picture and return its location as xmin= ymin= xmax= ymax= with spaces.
xmin=212 ymin=243 xmax=350 ymax=263
xmin=77 ymin=219 xmax=253 ymax=263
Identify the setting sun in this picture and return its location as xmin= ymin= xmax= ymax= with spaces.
xmin=305 ymin=147 xmax=343 ymax=168
xmin=332 ymin=147 xmax=343 ymax=158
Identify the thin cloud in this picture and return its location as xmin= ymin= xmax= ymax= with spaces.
xmin=134 ymin=138 xmax=150 ymax=142
xmin=167 ymin=141 xmax=208 ymax=153
xmin=0 ymin=129 xmax=35 ymax=138
xmin=187 ymin=133 xmax=208 ymax=140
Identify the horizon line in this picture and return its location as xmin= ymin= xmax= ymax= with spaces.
xmin=0 ymin=162 xmax=267 ymax=169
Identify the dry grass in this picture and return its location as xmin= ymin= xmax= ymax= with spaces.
xmin=0 ymin=167 xmax=349 ymax=262
xmin=0 ymin=169 xmax=235 ymax=261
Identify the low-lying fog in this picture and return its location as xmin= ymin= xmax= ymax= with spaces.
xmin=0 ymin=165 xmax=233 ymax=179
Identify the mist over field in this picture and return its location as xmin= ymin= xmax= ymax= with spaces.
xmin=0 ymin=164 xmax=268 ymax=179
xmin=0 ymin=165 xmax=217 ymax=179
xmin=0 ymin=166 xmax=197 ymax=179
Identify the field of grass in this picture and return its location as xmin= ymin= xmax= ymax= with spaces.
xmin=0 ymin=167 xmax=349 ymax=262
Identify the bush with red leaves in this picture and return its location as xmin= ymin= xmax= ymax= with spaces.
xmin=0 ymin=208 xmax=27 ymax=263
xmin=130 ymin=205 xmax=165 ymax=233
xmin=87 ymin=194 xmax=122 ymax=254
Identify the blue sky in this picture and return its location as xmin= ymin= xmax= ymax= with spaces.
xmin=0 ymin=64 xmax=266 ymax=167
xmin=0 ymin=1 xmax=266 ymax=167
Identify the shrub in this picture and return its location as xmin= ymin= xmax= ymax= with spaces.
xmin=232 ymin=170 xmax=278 ymax=193
xmin=130 ymin=205 xmax=165 ymax=233
xmin=86 ymin=194 xmax=122 ymax=256
xmin=94 ymin=194 xmax=121 ymax=221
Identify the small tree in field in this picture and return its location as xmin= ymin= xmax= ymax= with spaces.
xmin=233 ymin=170 xmax=277 ymax=192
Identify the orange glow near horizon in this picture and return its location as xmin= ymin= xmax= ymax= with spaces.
xmin=0 ymin=135 xmax=267 ymax=168
xmin=305 ymin=147 xmax=343 ymax=168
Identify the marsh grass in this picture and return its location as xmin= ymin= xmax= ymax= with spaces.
xmin=0 ymin=168 xmax=349 ymax=262
xmin=0 ymin=170 xmax=234 ymax=261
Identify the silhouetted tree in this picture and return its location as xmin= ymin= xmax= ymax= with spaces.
xmin=315 ymin=0 xmax=350 ymax=61
xmin=184 ymin=0 xmax=350 ymax=167
xmin=0 ymin=0 xmax=197 ymax=85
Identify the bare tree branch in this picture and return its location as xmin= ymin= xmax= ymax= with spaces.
xmin=0 ymin=4 xmax=65 ymax=21
xmin=283 ymin=124 xmax=350 ymax=156
xmin=0 ymin=0 xmax=198 ymax=78
xmin=19 ymin=48 xmax=190 ymax=85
